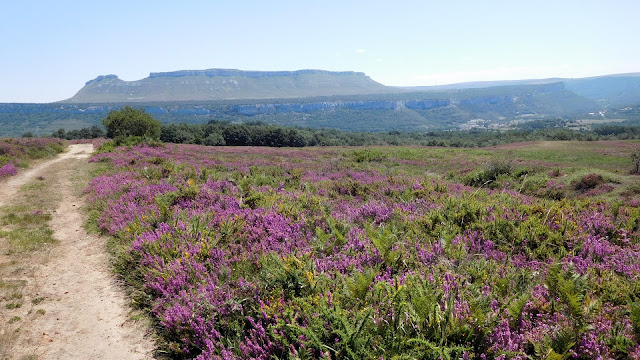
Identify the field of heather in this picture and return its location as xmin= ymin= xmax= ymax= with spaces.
xmin=0 ymin=137 xmax=65 ymax=178
xmin=86 ymin=142 xmax=640 ymax=359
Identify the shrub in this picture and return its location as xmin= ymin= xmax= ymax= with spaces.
xmin=584 ymin=183 xmax=614 ymax=197
xmin=572 ymin=173 xmax=604 ymax=192
xmin=464 ymin=159 xmax=513 ymax=188
xmin=0 ymin=162 xmax=18 ymax=178
xmin=95 ymin=136 xmax=163 ymax=154
xmin=102 ymin=106 xmax=162 ymax=140
xmin=548 ymin=168 xmax=563 ymax=177
xmin=536 ymin=180 xmax=567 ymax=200
xmin=632 ymin=149 xmax=640 ymax=174
xmin=623 ymin=182 xmax=640 ymax=196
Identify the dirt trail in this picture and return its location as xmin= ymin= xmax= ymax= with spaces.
xmin=2 ymin=144 xmax=154 ymax=359
xmin=0 ymin=146 xmax=86 ymax=204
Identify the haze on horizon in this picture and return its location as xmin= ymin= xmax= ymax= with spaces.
xmin=1 ymin=0 xmax=639 ymax=103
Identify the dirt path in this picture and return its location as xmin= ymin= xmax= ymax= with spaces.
xmin=1 ymin=144 xmax=154 ymax=359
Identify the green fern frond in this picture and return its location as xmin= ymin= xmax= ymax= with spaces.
xmin=507 ymin=293 xmax=530 ymax=322
xmin=630 ymin=302 xmax=640 ymax=338
xmin=550 ymin=327 xmax=576 ymax=359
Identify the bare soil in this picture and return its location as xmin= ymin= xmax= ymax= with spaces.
xmin=0 ymin=144 xmax=154 ymax=359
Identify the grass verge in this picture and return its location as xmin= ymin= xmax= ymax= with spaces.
xmin=0 ymin=161 xmax=63 ymax=358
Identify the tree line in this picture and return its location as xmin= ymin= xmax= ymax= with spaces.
xmin=43 ymin=106 xmax=640 ymax=148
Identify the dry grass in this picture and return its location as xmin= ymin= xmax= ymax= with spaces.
xmin=0 ymin=161 xmax=64 ymax=359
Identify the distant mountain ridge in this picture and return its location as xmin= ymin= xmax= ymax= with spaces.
xmin=65 ymin=69 xmax=395 ymax=103
xmin=3 ymin=81 xmax=603 ymax=136
xmin=65 ymin=68 xmax=640 ymax=109
xmin=147 ymin=69 xmax=366 ymax=78
xmin=2 ymin=68 xmax=638 ymax=137
xmin=399 ymin=72 xmax=640 ymax=107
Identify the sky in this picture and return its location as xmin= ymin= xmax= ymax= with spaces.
xmin=1 ymin=0 xmax=639 ymax=103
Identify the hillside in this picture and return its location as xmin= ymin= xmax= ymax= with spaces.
xmin=2 ymin=70 xmax=639 ymax=136
xmin=1 ymin=82 xmax=602 ymax=136
xmin=62 ymin=69 xmax=396 ymax=103
xmin=563 ymin=73 xmax=640 ymax=106
xmin=401 ymin=72 xmax=640 ymax=107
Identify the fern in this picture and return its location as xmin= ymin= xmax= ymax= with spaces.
xmin=534 ymin=346 xmax=574 ymax=360
xmin=366 ymin=223 xmax=404 ymax=269
xmin=558 ymin=276 xmax=584 ymax=321
xmin=314 ymin=216 xmax=349 ymax=255
xmin=630 ymin=302 xmax=640 ymax=338
xmin=532 ymin=328 xmax=576 ymax=360
xmin=550 ymin=327 xmax=576 ymax=358
xmin=546 ymin=264 xmax=590 ymax=327
xmin=327 ymin=216 xmax=348 ymax=250
xmin=345 ymin=270 xmax=376 ymax=304
xmin=507 ymin=293 xmax=529 ymax=324
xmin=404 ymin=338 xmax=445 ymax=359
xmin=605 ymin=320 xmax=635 ymax=356
xmin=403 ymin=338 xmax=470 ymax=360
xmin=348 ymin=308 xmax=373 ymax=349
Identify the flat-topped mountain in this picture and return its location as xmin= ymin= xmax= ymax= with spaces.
xmin=63 ymin=69 xmax=395 ymax=103
xmin=4 ymin=70 xmax=638 ymax=137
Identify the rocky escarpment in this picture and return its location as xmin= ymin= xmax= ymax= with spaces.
xmin=84 ymin=74 xmax=120 ymax=86
xmin=5 ymin=82 xmax=575 ymax=118
xmin=148 ymin=69 xmax=365 ymax=78
xmin=1 ymin=80 xmax=602 ymax=136
xmin=63 ymin=69 xmax=394 ymax=103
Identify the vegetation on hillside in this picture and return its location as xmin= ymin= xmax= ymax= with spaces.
xmin=86 ymin=141 xmax=640 ymax=359
xmin=0 ymin=80 xmax=621 ymax=136
xmin=157 ymin=120 xmax=640 ymax=148
xmin=51 ymin=125 xmax=105 ymax=140
xmin=0 ymin=138 xmax=65 ymax=179
xmin=43 ymin=116 xmax=640 ymax=151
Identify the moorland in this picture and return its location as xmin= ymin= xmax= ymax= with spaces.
xmin=1 ymin=68 xmax=640 ymax=359
xmin=78 ymin=137 xmax=639 ymax=359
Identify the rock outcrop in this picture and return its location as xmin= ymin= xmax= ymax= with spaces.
xmin=63 ymin=69 xmax=393 ymax=103
xmin=147 ymin=69 xmax=365 ymax=78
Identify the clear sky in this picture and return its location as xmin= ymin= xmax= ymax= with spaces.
xmin=1 ymin=0 xmax=639 ymax=103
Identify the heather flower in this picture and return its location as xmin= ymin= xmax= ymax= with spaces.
xmin=84 ymin=143 xmax=640 ymax=359
xmin=0 ymin=162 xmax=18 ymax=178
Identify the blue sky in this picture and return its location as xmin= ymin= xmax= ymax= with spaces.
xmin=1 ymin=0 xmax=639 ymax=103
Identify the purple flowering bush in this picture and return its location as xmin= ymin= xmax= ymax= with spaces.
xmin=0 ymin=137 xmax=65 ymax=178
xmin=86 ymin=144 xmax=640 ymax=359
xmin=0 ymin=162 xmax=18 ymax=178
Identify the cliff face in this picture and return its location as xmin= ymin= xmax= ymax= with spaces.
xmin=84 ymin=74 xmax=120 ymax=85
xmin=147 ymin=69 xmax=366 ymax=78
xmin=63 ymin=69 xmax=393 ymax=103
xmin=14 ymin=87 xmax=559 ymax=117
xmin=1 ymin=80 xmax=602 ymax=136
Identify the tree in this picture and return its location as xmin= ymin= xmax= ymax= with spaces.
xmin=203 ymin=132 xmax=225 ymax=146
xmin=52 ymin=128 xmax=66 ymax=139
xmin=160 ymin=123 xmax=203 ymax=144
xmin=90 ymin=125 xmax=105 ymax=138
xmin=101 ymin=106 xmax=161 ymax=139
xmin=222 ymin=125 xmax=251 ymax=146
